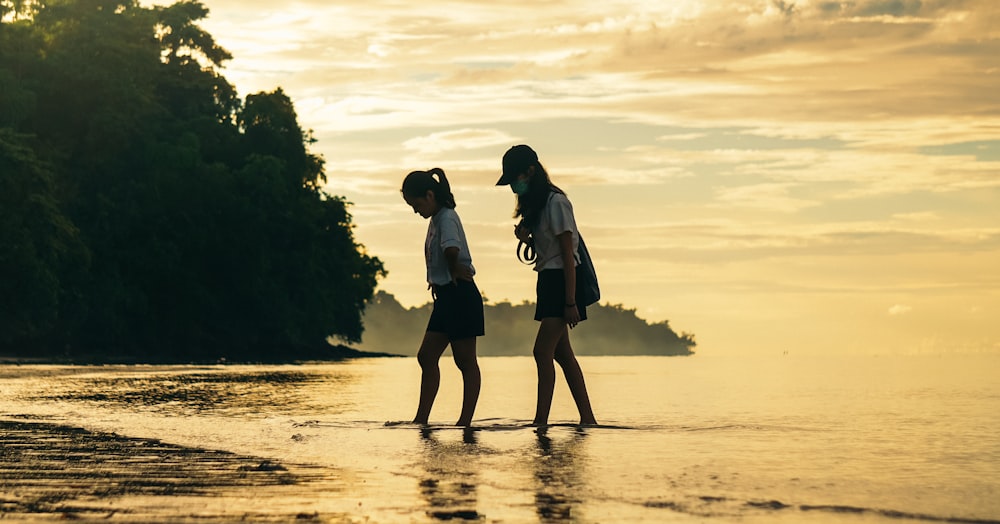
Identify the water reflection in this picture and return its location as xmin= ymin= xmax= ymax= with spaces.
xmin=416 ymin=427 xmax=483 ymax=521
xmin=28 ymin=368 xmax=346 ymax=417
xmin=533 ymin=427 xmax=588 ymax=521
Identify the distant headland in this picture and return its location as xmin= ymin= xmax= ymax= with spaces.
xmin=356 ymin=291 xmax=696 ymax=357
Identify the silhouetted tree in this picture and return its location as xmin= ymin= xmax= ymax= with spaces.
xmin=0 ymin=0 xmax=384 ymax=361
xmin=0 ymin=129 xmax=88 ymax=348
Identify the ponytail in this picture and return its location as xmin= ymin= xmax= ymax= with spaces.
xmin=427 ymin=168 xmax=457 ymax=208
xmin=401 ymin=167 xmax=457 ymax=208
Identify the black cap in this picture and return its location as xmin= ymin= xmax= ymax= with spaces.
xmin=496 ymin=144 xmax=538 ymax=185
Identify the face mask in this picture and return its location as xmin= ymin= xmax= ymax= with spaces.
xmin=511 ymin=179 xmax=530 ymax=195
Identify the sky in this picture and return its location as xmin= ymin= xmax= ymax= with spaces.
xmin=184 ymin=0 xmax=999 ymax=356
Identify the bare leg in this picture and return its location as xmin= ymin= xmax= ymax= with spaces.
xmin=450 ymin=337 xmax=480 ymax=426
xmin=413 ymin=331 xmax=449 ymax=425
xmin=554 ymin=332 xmax=597 ymax=425
xmin=532 ymin=318 xmax=569 ymax=425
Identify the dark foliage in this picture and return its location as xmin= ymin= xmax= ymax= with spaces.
xmin=0 ymin=1 xmax=384 ymax=361
xmin=359 ymin=291 xmax=696 ymax=357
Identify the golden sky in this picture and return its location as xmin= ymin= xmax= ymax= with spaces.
xmin=191 ymin=0 xmax=999 ymax=355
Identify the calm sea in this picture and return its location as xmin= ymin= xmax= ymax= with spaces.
xmin=2 ymin=354 xmax=998 ymax=523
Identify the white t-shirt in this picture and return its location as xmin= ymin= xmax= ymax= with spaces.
xmin=532 ymin=192 xmax=580 ymax=272
xmin=425 ymin=207 xmax=475 ymax=285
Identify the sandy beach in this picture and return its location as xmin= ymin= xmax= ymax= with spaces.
xmin=2 ymin=357 xmax=999 ymax=523
xmin=0 ymin=419 xmax=343 ymax=522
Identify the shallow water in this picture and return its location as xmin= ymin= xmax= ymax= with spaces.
xmin=2 ymin=355 xmax=999 ymax=522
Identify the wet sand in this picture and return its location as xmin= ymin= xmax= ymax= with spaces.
xmin=4 ymin=359 xmax=999 ymax=523
xmin=0 ymin=419 xmax=343 ymax=522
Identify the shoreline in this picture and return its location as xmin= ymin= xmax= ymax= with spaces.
xmin=0 ymin=418 xmax=344 ymax=522
xmin=0 ymin=344 xmax=404 ymax=366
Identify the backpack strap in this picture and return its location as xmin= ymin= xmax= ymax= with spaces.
xmin=515 ymin=191 xmax=557 ymax=265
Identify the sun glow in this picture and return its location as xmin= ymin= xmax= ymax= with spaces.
xmin=179 ymin=0 xmax=1000 ymax=355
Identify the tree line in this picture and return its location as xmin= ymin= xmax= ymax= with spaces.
xmin=359 ymin=292 xmax=696 ymax=357
xmin=0 ymin=0 xmax=384 ymax=361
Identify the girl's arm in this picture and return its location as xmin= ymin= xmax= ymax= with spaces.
xmin=445 ymin=246 xmax=474 ymax=283
xmin=558 ymin=231 xmax=581 ymax=328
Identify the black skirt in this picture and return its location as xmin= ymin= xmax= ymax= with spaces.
xmin=426 ymin=279 xmax=485 ymax=341
xmin=534 ymin=269 xmax=588 ymax=322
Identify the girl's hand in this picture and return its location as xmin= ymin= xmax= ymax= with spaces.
xmin=443 ymin=247 xmax=473 ymax=283
xmin=564 ymin=304 xmax=581 ymax=329
xmin=450 ymin=264 xmax=475 ymax=283
xmin=514 ymin=223 xmax=532 ymax=243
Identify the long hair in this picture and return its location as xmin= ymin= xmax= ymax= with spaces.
xmin=401 ymin=167 xmax=457 ymax=209
xmin=514 ymin=162 xmax=563 ymax=229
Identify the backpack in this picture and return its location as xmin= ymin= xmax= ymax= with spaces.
xmin=516 ymin=233 xmax=600 ymax=307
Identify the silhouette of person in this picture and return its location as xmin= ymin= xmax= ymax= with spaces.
xmin=533 ymin=427 xmax=587 ymax=520
xmin=417 ymin=427 xmax=482 ymax=520
xmin=402 ymin=168 xmax=484 ymax=427
xmin=496 ymin=145 xmax=597 ymax=426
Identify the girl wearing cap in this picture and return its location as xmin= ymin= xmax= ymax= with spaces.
xmin=497 ymin=145 xmax=597 ymax=426
xmin=402 ymin=168 xmax=484 ymax=427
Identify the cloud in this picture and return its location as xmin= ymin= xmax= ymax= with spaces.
xmin=892 ymin=212 xmax=940 ymax=222
xmin=888 ymin=304 xmax=913 ymax=316
xmin=847 ymin=0 xmax=930 ymax=18
xmin=576 ymin=218 xmax=1000 ymax=265
xmin=402 ymin=128 xmax=518 ymax=153
xmin=714 ymin=183 xmax=819 ymax=213
xmin=195 ymin=0 xmax=1000 ymax=150
xmin=657 ymin=132 xmax=709 ymax=141
xmin=184 ymin=0 xmax=1000 ymax=354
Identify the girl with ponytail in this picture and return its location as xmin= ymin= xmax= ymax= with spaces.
xmin=401 ymin=168 xmax=484 ymax=426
